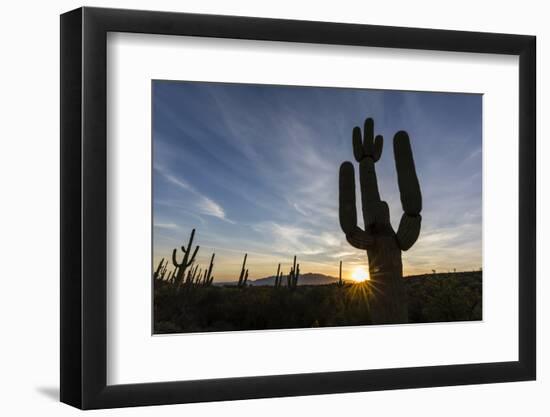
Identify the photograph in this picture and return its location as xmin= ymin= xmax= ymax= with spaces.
xmin=152 ymin=80 xmax=482 ymax=334
xmin=52 ymin=4 xmax=538 ymax=411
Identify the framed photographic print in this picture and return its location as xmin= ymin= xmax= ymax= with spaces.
xmin=60 ymin=7 xmax=536 ymax=409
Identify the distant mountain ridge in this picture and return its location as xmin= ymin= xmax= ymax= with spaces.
xmin=250 ymin=272 xmax=340 ymax=286
xmin=213 ymin=271 xmax=482 ymax=286
xmin=213 ymin=272 xmax=343 ymax=287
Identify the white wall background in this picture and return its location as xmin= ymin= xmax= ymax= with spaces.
xmin=0 ymin=0 xmax=545 ymax=415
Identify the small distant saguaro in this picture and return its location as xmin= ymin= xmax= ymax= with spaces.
xmin=237 ymin=253 xmax=249 ymax=288
xmin=337 ymin=260 xmax=344 ymax=288
xmin=172 ymin=228 xmax=200 ymax=289
xmin=287 ymin=256 xmax=300 ymax=289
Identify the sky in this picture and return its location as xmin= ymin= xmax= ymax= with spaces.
xmin=152 ymin=80 xmax=482 ymax=281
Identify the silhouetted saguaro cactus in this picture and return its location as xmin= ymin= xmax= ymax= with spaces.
xmin=195 ymin=268 xmax=203 ymax=286
xmin=153 ymin=258 xmax=165 ymax=280
xmin=337 ymin=260 xmax=344 ymax=288
xmin=202 ymin=253 xmax=215 ymax=287
xmin=160 ymin=262 xmax=168 ymax=280
xmin=339 ymin=118 xmax=422 ymax=324
xmin=287 ymin=256 xmax=300 ymax=289
xmin=172 ymin=229 xmax=200 ymax=288
xmin=237 ymin=254 xmax=248 ymax=288
xmin=185 ymin=264 xmax=200 ymax=286
xmin=274 ymin=263 xmax=284 ymax=288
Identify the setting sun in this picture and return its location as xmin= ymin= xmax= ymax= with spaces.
xmin=351 ymin=267 xmax=370 ymax=282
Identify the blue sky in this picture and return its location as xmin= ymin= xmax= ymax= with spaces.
xmin=153 ymin=81 xmax=482 ymax=281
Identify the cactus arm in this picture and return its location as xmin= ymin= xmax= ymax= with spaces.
xmin=187 ymin=245 xmax=200 ymax=267
xmin=345 ymin=226 xmax=374 ymax=250
xmin=339 ymin=162 xmax=359 ymax=235
xmin=393 ymin=130 xmax=422 ymax=250
xmin=394 ymin=131 xmax=422 ymax=215
xmin=353 ymin=118 xmax=384 ymax=162
xmin=185 ymin=229 xmax=196 ymax=254
xmin=372 ymin=135 xmax=383 ymax=162
xmin=362 ymin=118 xmax=375 ymax=159
xmin=396 ymin=213 xmax=422 ymax=251
xmin=172 ymin=249 xmax=180 ymax=267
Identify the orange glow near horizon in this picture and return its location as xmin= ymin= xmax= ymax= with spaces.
xmin=351 ymin=267 xmax=370 ymax=282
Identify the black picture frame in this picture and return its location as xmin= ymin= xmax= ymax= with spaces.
xmin=60 ymin=6 xmax=536 ymax=410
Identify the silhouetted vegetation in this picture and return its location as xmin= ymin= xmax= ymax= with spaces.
xmin=406 ymin=271 xmax=482 ymax=323
xmin=154 ymin=271 xmax=482 ymax=334
xmin=155 ymin=226 xmax=481 ymax=334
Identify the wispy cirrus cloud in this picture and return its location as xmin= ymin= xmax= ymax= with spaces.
xmin=154 ymin=222 xmax=179 ymax=230
xmin=155 ymin=165 xmax=233 ymax=223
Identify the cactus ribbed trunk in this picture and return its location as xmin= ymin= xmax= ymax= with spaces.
xmin=367 ymin=236 xmax=407 ymax=324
